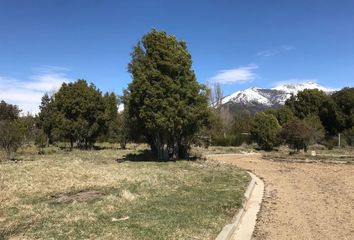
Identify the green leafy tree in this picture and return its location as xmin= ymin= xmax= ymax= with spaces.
xmin=54 ymin=80 xmax=106 ymax=149
xmin=250 ymin=112 xmax=281 ymax=150
xmin=101 ymin=92 xmax=119 ymax=142
xmin=124 ymin=29 xmax=209 ymax=160
xmin=276 ymin=106 xmax=294 ymax=125
xmin=303 ymin=114 xmax=325 ymax=144
xmin=281 ymin=119 xmax=312 ymax=152
xmin=19 ymin=113 xmax=37 ymax=145
xmin=37 ymin=94 xmax=56 ymax=146
xmin=343 ymin=127 xmax=354 ymax=146
xmin=0 ymin=120 xmax=24 ymax=159
xmin=116 ymin=112 xmax=129 ymax=149
xmin=0 ymin=101 xmax=23 ymax=159
xmin=285 ymin=89 xmax=342 ymax=135
xmin=264 ymin=107 xmax=294 ymax=126
xmin=0 ymin=100 xmax=20 ymax=120
xmin=285 ymin=89 xmax=328 ymax=119
xmin=332 ymin=87 xmax=354 ymax=131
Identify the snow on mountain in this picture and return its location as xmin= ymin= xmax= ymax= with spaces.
xmin=271 ymin=81 xmax=331 ymax=104
xmin=222 ymin=87 xmax=272 ymax=106
xmin=222 ymin=81 xmax=332 ymax=107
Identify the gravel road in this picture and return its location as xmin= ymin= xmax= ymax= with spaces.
xmin=210 ymin=154 xmax=354 ymax=240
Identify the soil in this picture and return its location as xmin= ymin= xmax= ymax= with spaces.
xmin=209 ymin=153 xmax=354 ymax=240
xmin=49 ymin=189 xmax=103 ymax=203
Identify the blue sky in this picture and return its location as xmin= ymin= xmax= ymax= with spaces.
xmin=0 ymin=0 xmax=354 ymax=113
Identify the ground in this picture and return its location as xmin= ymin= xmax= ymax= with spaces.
xmin=0 ymin=145 xmax=249 ymax=240
xmin=210 ymin=153 xmax=354 ymax=240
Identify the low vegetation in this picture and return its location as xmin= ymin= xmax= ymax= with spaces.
xmin=0 ymin=146 xmax=250 ymax=239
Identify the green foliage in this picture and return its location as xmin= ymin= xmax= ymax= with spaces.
xmin=53 ymin=80 xmax=106 ymax=149
xmin=285 ymin=89 xmax=328 ymax=119
xmin=0 ymin=120 xmax=24 ymax=158
xmin=264 ymin=107 xmax=294 ymax=126
xmin=250 ymin=112 xmax=281 ymax=150
xmin=342 ymin=127 xmax=354 ymax=146
xmin=0 ymin=100 xmax=21 ymax=121
xmin=125 ymin=29 xmax=209 ymax=160
xmin=18 ymin=114 xmax=37 ymax=145
xmin=100 ymin=92 xmax=119 ymax=142
xmin=37 ymin=93 xmax=56 ymax=146
xmin=285 ymin=89 xmax=343 ymax=135
xmin=332 ymin=87 xmax=354 ymax=131
xmin=232 ymin=111 xmax=253 ymax=134
xmin=106 ymin=112 xmax=130 ymax=149
xmin=281 ymin=119 xmax=312 ymax=152
xmin=303 ymin=114 xmax=325 ymax=144
xmin=276 ymin=106 xmax=294 ymax=125
xmin=34 ymin=128 xmax=48 ymax=148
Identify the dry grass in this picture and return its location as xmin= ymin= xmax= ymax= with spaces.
xmin=0 ymin=144 xmax=249 ymax=240
xmin=262 ymin=145 xmax=354 ymax=164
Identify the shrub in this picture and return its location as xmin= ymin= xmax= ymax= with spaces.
xmin=0 ymin=120 xmax=24 ymax=159
xmin=343 ymin=127 xmax=354 ymax=146
xmin=250 ymin=112 xmax=281 ymax=150
xmin=281 ymin=119 xmax=312 ymax=152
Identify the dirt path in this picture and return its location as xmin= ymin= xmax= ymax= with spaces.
xmin=209 ymin=154 xmax=354 ymax=240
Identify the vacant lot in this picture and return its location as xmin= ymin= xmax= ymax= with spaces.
xmin=0 ymin=146 xmax=249 ymax=240
xmin=210 ymin=153 xmax=354 ymax=240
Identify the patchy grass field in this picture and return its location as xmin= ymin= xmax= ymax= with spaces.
xmin=0 ymin=145 xmax=250 ymax=240
xmin=262 ymin=146 xmax=354 ymax=164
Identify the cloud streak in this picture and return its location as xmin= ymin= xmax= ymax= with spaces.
xmin=210 ymin=65 xmax=258 ymax=84
xmin=256 ymin=45 xmax=295 ymax=57
xmin=0 ymin=67 xmax=72 ymax=114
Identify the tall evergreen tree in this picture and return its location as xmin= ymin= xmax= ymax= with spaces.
xmin=332 ymin=87 xmax=354 ymax=131
xmin=37 ymin=93 xmax=55 ymax=146
xmin=124 ymin=29 xmax=209 ymax=160
xmin=102 ymin=92 xmax=119 ymax=142
xmin=0 ymin=101 xmax=23 ymax=158
xmin=54 ymin=80 xmax=105 ymax=149
xmin=285 ymin=89 xmax=341 ymax=135
xmin=250 ymin=112 xmax=281 ymax=150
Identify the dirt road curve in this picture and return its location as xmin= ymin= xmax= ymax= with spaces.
xmin=210 ymin=154 xmax=354 ymax=240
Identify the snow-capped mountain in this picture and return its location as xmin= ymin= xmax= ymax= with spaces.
xmin=222 ymin=82 xmax=332 ymax=111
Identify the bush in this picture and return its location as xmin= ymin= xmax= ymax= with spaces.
xmin=343 ymin=127 xmax=354 ymax=146
xmin=250 ymin=113 xmax=281 ymax=150
xmin=323 ymin=136 xmax=338 ymax=150
xmin=281 ymin=119 xmax=312 ymax=152
xmin=0 ymin=120 xmax=24 ymax=159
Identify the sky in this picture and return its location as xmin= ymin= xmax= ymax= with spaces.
xmin=1 ymin=0 xmax=354 ymax=113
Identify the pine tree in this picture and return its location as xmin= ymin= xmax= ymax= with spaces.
xmin=54 ymin=80 xmax=106 ymax=149
xmin=124 ymin=29 xmax=209 ymax=160
xmin=37 ymin=94 xmax=55 ymax=146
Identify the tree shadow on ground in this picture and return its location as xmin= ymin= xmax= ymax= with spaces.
xmin=119 ymin=150 xmax=161 ymax=162
xmin=119 ymin=149 xmax=199 ymax=163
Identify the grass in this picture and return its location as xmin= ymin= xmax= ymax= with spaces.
xmin=0 ymin=145 xmax=250 ymax=240
xmin=262 ymin=145 xmax=354 ymax=164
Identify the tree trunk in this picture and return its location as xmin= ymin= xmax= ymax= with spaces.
xmin=70 ymin=138 xmax=74 ymax=150
xmin=154 ymin=134 xmax=169 ymax=161
xmin=46 ymin=135 xmax=50 ymax=147
xmin=178 ymin=137 xmax=190 ymax=159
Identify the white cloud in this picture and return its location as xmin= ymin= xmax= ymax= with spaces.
xmin=210 ymin=65 xmax=258 ymax=84
xmin=256 ymin=45 xmax=295 ymax=57
xmin=0 ymin=67 xmax=72 ymax=115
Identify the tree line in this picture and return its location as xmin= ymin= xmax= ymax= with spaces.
xmin=0 ymin=80 xmax=129 ymax=159
xmin=208 ymin=87 xmax=354 ymax=152
xmin=1 ymin=29 xmax=353 ymax=160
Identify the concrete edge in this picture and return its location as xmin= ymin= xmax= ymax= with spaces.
xmin=216 ymin=171 xmax=264 ymax=240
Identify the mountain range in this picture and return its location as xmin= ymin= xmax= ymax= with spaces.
xmin=221 ymin=82 xmax=332 ymax=113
